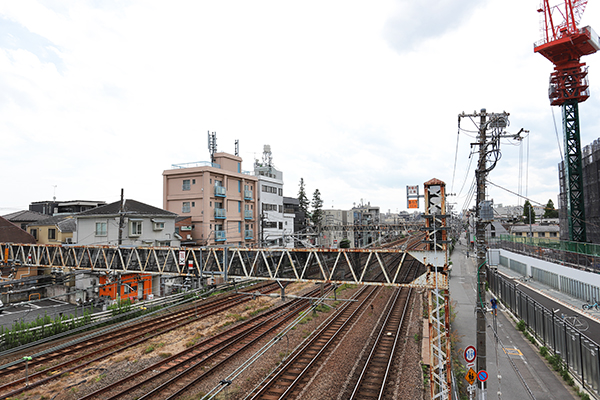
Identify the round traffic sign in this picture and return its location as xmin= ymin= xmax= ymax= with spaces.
xmin=478 ymin=370 xmax=488 ymax=382
xmin=464 ymin=345 xmax=476 ymax=363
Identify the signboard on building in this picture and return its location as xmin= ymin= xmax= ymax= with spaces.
xmin=407 ymin=185 xmax=420 ymax=209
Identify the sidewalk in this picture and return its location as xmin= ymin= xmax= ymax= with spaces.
xmin=450 ymin=238 xmax=578 ymax=400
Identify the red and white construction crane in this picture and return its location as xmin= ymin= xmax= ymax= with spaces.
xmin=534 ymin=0 xmax=600 ymax=242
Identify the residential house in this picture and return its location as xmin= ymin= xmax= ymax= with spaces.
xmin=510 ymin=224 xmax=560 ymax=240
xmin=27 ymin=215 xmax=75 ymax=244
xmin=74 ymin=199 xmax=180 ymax=247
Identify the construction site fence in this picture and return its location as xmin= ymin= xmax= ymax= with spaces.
xmin=489 ymin=270 xmax=600 ymax=398
xmin=489 ymin=235 xmax=600 ymax=273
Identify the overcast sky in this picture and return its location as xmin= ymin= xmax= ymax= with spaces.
xmin=2 ymin=0 xmax=600 ymax=216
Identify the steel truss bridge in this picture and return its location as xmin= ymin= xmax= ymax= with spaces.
xmin=0 ymin=243 xmax=446 ymax=289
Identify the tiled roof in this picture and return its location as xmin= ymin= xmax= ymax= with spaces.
xmin=29 ymin=215 xmax=76 ymax=232
xmin=76 ymin=199 xmax=177 ymax=218
xmin=2 ymin=210 xmax=48 ymax=222
xmin=510 ymin=224 xmax=560 ymax=233
xmin=0 ymin=216 xmax=36 ymax=244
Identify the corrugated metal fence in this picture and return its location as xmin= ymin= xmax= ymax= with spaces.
xmin=489 ymin=270 xmax=600 ymax=398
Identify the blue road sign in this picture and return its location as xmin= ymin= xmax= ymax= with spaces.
xmin=478 ymin=370 xmax=488 ymax=382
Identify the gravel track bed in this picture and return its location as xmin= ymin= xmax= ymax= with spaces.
xmin=13 ymin=283 xmax=426 ymax=399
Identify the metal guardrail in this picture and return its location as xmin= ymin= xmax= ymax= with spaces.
xmin=489 ymin=270 xmax=600 ymax=398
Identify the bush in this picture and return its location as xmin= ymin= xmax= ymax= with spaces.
xmin=516 ymin=320 xmax=526 ymax=332
xmin=540 ymin=347 xmax=548 ymax=357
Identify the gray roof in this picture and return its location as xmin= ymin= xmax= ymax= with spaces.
xmin=76 ymin=199 xmax=177 ymax=218
xmin=28 ymin=215 xmax=76 ymax=232
xmin=510 ymin=224 xmax=560 ymax=233
xmin=2 ymin=210 xmax=47 ymax=222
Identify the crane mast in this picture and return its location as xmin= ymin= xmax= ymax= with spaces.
xmin=534 ymin=0 xmax=600 ymax=242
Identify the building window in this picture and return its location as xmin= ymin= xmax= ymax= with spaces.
xmin=182 ymin=202 xmax=191 ymax=213
xmin=192 ymin=201 xmax=195 ymax=207
xmin=263 ymin=203 xmax=278 ymax=211
xmin=182 ymin=179 xmax=191 ymax=191
xmin=279 ymin=188 xmax=283 ymax=196
xmin=192 ymin=179 xmax=196 ymax=184
xmin=238 ymin=180 xmax=241 ymax=192
xmin=550 ymin=232 xmax=558 ymax=237
xmin=153 ymin=221 xmax=165 ymax=231
xmin=95 ymin=222 xmax=107 ymax=236
xmin=238 ymin=221 xmax=241 ymax=232
xmin=48 ymin=228 xmax=56 ymax=240
xmin=30 ymin=228 xmax=37 ymax=240
xmin=515 ymin=232 xmax=522 ymax=236
xmin=539 ymin=232 xmax=546 ymax=237
xmin=129 ymin=220 xmax=143 ymax=236
xmin=279 ymin=222 xmax=283 ymax=229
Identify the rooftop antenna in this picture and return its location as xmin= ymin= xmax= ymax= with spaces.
xmin=207 ymin=131 xmax=217 ymax=164
xmin=262 ymin=144 xmax=273 ymax=167
xmin=235 ymin=140 xmax=239 ymax=156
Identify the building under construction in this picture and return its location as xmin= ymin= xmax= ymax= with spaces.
xmin=559 ymin=138 xmax=600 ymax=244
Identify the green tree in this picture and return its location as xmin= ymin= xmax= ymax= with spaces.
xmin=311 ymin=189 xmax=324 ymax=227
xmin=298 ymin=178 xmax=310 ymax=219
xmin=543 ymin=199 xmax=559 ymax=219
xmin=523 ymin=200 xmax=535 ymax=224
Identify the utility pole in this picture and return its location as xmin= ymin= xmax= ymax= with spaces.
xmin=459 ymin=109 xmax=523 ymax=400
xmin=118 ymin=189 xmax=125 ymax=246
xmin=475 ymin=110 xmax=488 ymax=400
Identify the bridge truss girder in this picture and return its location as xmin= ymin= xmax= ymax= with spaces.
xmin=0 ymin=243 xmax=448 ymax=290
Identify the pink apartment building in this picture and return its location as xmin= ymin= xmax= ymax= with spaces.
xmin=163 ymin=152 xmax=258 ymax=246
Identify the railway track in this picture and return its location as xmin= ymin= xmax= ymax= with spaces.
xmin=348 ymin=279 xmax=415 ymax=398
xmin=246 ymin=284 xmax=380 ymax=399
xmin=0 ymin=281 xmax=279 ymax=399
xmin=247 ymin=256 xmax=420 ymax=400
xmin=79 ymin=285 xmax=331 ymax=400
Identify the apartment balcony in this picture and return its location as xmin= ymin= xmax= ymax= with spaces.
xmin=215 ymin=208 xmax=226 ymax=219
xmin=215 ymin=185 xmax=226 ymax=197
xmin=244 ymin=210 xmax=253 ymax=220
xmin=244 ymin=190 xmax=253 ymax=201
xmin=245 ymin=229 xmax=253 ymax=240
xmin=215 ymin=230 xmax=226 ymax=241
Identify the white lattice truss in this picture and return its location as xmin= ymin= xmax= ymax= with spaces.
xmin=429 ymin=287 xmax=452 ymax=400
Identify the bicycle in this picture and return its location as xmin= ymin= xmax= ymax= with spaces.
xmin=561 ymin=313 xmax=589 ymax=332
xmin=582 ymin=299 xmax=599 ymax=311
